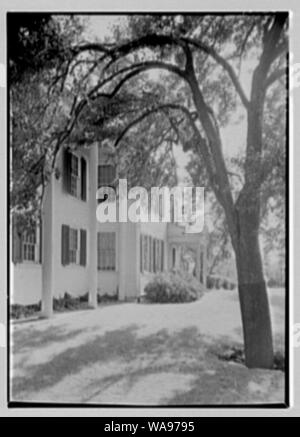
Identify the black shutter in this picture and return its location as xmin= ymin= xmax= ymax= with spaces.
xmin=80 ymin=229 xmax=87 ymax=266
xmin=81 ymin=157 xmax=87 ymax=201
xmin=153 ymin=239 xmax=156 ymax=273
xmin=140 ymin=234 xmax=143 ymax=273
xmin=63 ymin=148 xmax=72 ymax=193
xmin=61 ymin=224 xmax=70 ymax=266
xmin=161 ymin=241 xmax=164 ymax=271
xmin=149 ymin=236 xmax=152 ymax=272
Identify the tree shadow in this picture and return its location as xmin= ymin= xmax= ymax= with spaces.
xmin=11 ymin=324 xmax=235 ymax=402
xmin=11 ymin=322 xmax=284 ymax=405
xmin=12 ymin=324 xmax=85 ymax=353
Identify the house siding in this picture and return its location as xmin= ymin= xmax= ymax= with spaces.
xmin=50 ymin=147 xmax=91 ymax=298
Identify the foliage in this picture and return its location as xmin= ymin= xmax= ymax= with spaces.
xmin=216 ymin=346 xmax=284 ymax=371
xmin=10 ymin=291 xmax=118 ymax=319
xmin=10 ymin=15 xmax=86 ymax=228
xmin=206 ymin=275 xmax=236 ymax=290
xmin=10 ymin=302 xmax=42 ymax=319
xmin=144 ymin=270 xmax=204 ymax=303
xmin=8 ymin=14 xmax=83 ymax=84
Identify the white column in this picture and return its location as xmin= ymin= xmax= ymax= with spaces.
xmin=118 ymin=222 xmax=127 ymax=300
xmin=88 ymin=142 xmax=98 ymax=308
xmin=41 ymin=174 xmax=54 ymax=318
xmin=202 ymin=245 xmax=207 ymax=289
xmin=135 ymin=224 xmax=141 ymax=297
xmin=195 ymin=245 xmax=201 ymax=283
xmin=202 ymin=227 xmax=208 ymax=289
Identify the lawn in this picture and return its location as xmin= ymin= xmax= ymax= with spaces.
xmin=10 ymin=288 xmax=285 ymax=405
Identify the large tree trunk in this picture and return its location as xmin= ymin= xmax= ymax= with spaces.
xmin=234 ymin=201 xmax=274 ymax=368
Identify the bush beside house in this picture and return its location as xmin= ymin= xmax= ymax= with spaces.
xmin=144 ymin=271 xmax=204 ymax=303
xmin=10 ymin=291 xmax=118 ymax=319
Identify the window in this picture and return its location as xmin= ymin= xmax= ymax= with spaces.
xmin=69 ymin=228 xmax=78 ymax=264
xmin=22 ymin=227 xmax=41 ymax=263
xmin=140 ymin=234 xmax=164 ymax=273
xmin=98 ymin=232 xmax=116 ymax=270
xmin=98 ymin=165 xmax=116 ymax=188
xmin=23 ymin=229 xmax=36 ymax=261
xmin=61 ymin=225 xmax=87 ymax=267
xmin=12 ymin=218 xmax=41 ymax=264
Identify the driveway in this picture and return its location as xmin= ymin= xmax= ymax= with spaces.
xmin=10 ymin=288 xmax=285 ymax=405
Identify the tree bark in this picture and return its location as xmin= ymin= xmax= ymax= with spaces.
xmin=234 ymin=199 xmax=274 ymax=368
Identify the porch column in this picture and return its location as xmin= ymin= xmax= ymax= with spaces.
xmin=118 ymin=222 xmax=127 ymax=301
xmin=41 ymin=174 xmax=54 ymax=318
xmin=202 ymin=245 xmax=207 ymax=289
xmin=88 ymin=142 xmax=98 ymax=308
xmin=195 ymin=245 xmax=201 ymax=283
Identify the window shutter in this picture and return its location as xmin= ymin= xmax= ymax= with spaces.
xmin=63 ymin=148 xmax=72 ymax=193
xmin=161 ymin=241 xmax=164 ymax=271
xmin=153 ymin=239 xmax=156 ymax=273
xmin=143 ymin=235 xmax=147 ymax=272
xmin=80 ymin=229 xmax=87 ymax=266
xmin=156 ymin=239 xmax=160 ymax=272
xmin=149 ymin=236 xmax=152 ymax=272
xmin=12 ymin=217 xmax=22 ymax=263
xmin=140 ymin=234 xmax=143 ymax=273
xmin=61 ymin=224 xmax=70 ymax=266
xmin=81 ymin=157 xmax=87 ymax=201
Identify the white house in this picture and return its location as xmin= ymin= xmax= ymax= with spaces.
xmin=11 ymin=141 xmax=207 ymax=317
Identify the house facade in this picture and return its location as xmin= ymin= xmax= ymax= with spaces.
xmin=12 ymin=141 xmax=207 ymax=317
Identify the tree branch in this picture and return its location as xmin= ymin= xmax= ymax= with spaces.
xmin=114 ymin=102 xmax=225 ymax=205
xmin=182 ymin=37 xmax=250 ymax=109
xmin=74 ymin=34 xmax=250 ymax=109
xmin=264 ymin=67 xmax=286 ymax=89
xmin=114 ymin=104 xmax=188 ymax=148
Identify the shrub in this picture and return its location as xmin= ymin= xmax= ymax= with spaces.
xmin=144 ymin=271 xmax=204 ymax=303
xmin=10 ymin=301 xmax=41 ymax=319
xmin=53 ymin=292 xmax=85 ymax=311
xmin=217 ymin=346 xmax=285 ymax=371
xmin=206 ymin=275 xmax=236 ymax=290
xmin=11 ymin=290 xmax=120 ymax=319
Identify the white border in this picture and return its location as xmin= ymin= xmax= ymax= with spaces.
xmin=1 ymin=0 xmax=298 ymax=417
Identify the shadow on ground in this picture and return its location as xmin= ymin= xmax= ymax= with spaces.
xmin=11 ymin=318 xmax=284 ymax=405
